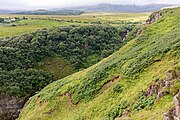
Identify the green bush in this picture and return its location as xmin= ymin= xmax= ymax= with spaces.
xmin=0 ymin=69 xmax=53 ymax=97
xmin=113 ymin=84 xmax=123 ymax=93
xmin=103 ymin=101 xmax=129 ymax=120
xmin=133 ymin=92 xmax=156 ymax=111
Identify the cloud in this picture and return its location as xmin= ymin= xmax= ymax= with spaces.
xmin=0 ymin=0 xmax=179 ymax=10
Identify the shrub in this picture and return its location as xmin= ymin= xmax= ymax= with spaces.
xmin=113 ymin=84 xmax=123 ymax=93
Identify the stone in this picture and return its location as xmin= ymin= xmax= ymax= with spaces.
xmin=173 ymin=92 xmax=180 ymax=118
xmin=157 ymin=89 xmax=168 ymax=101
xmin=0 ymin=93 xmax=27 ymax=120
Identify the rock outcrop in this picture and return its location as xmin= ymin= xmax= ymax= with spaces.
xmin=146 ymin=11 xmax=162 ymax=24
xmin=164 ymin=92 xmax=180 ymax=120
xmin=145 ymin=70 xmax=180 ymax=100
xmin=122 ymin=30 xmax=130 ymax=41
xmin=0 ymin=93 xmax=27 ymax=120
xmin=144 ymin=70 xmax=180 ymax=120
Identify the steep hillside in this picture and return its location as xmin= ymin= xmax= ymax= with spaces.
xmin=19 ymin=8 xmax=180 ymax=120
xmin=0 ymin=24 xmax=135 ymax=119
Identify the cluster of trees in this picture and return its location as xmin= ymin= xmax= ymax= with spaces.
xmin=0 ymin=17 xmax=26 ymax=24
xmin=0 ymin=69 xmax=53 ymax=97
xmin=0 ymin=25 xmax=133 ymax=98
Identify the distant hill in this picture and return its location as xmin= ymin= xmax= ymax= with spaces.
xmin=15 ymin=9 xmax=84 ymax=15
xmin=0 ymin=9 xmax=23 ymax=14
xmin=0 ymin=10 xmax=14 ymax=14
xmin=17 ymin=4 xmax=175 ymax=15
xmin=64 ymin=3 xmax=177 ymax=12
xmin=0 ymin=4 xmax=177 ymax=15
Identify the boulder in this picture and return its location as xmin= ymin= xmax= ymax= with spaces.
xmin=0 ymin=93 xmax=27 ymax=120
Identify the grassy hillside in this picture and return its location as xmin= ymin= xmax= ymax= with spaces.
xmin=0 ymin=24 xmax=135 ymax=119
xmin=18 ymin=8 xmax=180 ymax=120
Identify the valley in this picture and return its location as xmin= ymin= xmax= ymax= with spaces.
xmin=0 ymin=3 xmax=179 ymax=120
xmin=17 ymin=8 xmax=180 ymax=120
xmin=0 ymin=12 xmax=140 ymax=119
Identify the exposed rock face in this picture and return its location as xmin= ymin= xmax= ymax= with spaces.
xmin=162 ymin=70 xmax=180 ymax=120
xmin=174 ymin=93 xmax=180 ymax=118
xmin=137 ymin=10 xmax=162 ymax=37
xmin=136 ymin=29 xmax=142 ymax=36
xmin=145 ymin=70 xmax=180 ymax=100
xmin=146 ymin=11 xmax=162 ymax=24
xmin=122 ymin=70 xmax=180 ymax=120
xmin=122 ymin=30 xmax=130 ymax=41
xmin=164 ymin=92 xmax=180 ymax=120
xmin=0 ymin=93 xmax=26 ymax=120
xmin=145 ymin=82 xmax=159 ymax=97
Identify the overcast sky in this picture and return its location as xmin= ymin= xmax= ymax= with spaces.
xmin=1 ymin=0 xmax=180 ymax=10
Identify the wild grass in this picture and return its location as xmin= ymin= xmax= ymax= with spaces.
xmin=36 ymin=56 xmax=75 ymax=79
xmin=18 ymin=8 xmax=180 ymax=120
xmin=0 ymin=19 xmax=81 ymax=38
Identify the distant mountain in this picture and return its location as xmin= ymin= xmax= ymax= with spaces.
xmin=0 ymin=3 xmax=178 ymax=15
xmin=15 ymin=9 xmax=84 ymax=15
xmin=63 ymin=3 xmax=177 ymax=12
xmin=0 ymin=9 xmax=22 ymax=14
xmin=0 ymin=10 xmax=13 ymax=14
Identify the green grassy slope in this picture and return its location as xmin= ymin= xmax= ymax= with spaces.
xmin=0 ymin=19 xmax=81 ymax=38
xmin=18 ymin=8 xmax=180 ymax=120
xmin=36 ymin=56 xmax=74 ymax=80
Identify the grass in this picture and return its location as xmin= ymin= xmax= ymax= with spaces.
xmin=0 ymin=19 xmax=81 ymax=38
xmin=18 ymin=8 xmax=180 ymax=120
xmin=82 ymin=12 xmax=150 ymax=22
xmin=130 ymin=94 xmax=174 ymax=120
xmin=36 ymin=56 xmax=75 ymax=80
xmin=18 ymin=50 xmax=179 ymax=120
xmin=0 ymin=12 xmax=150 ymax=38
xmin=0 ymin=12 xmax=150 ymax=22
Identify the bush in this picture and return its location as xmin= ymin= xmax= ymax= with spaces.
xmin=103 ymin=101 xmax=129 ymax=120
xmin=113 ymin=84 xmax=123 ymax=93
xmin=133 ymin=92 xmax=156 ymax=111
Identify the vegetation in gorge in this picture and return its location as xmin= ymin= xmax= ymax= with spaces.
xmin=0 ymin=24 xmax=133 ymax=98
xmin=18 ymin=8 xmax=180 ymax=120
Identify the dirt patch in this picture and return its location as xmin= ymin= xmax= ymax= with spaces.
xmin=99 ymin=76 xmax=120 ymax=94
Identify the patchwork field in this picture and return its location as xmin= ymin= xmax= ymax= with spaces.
xmin=0 ymin=12 xmax=150 ymax=38
xmin=0 ymin=19 xmax=81 ymax=38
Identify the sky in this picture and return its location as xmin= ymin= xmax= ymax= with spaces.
xmin=1 ymin=0 xmax=180 ymax=10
